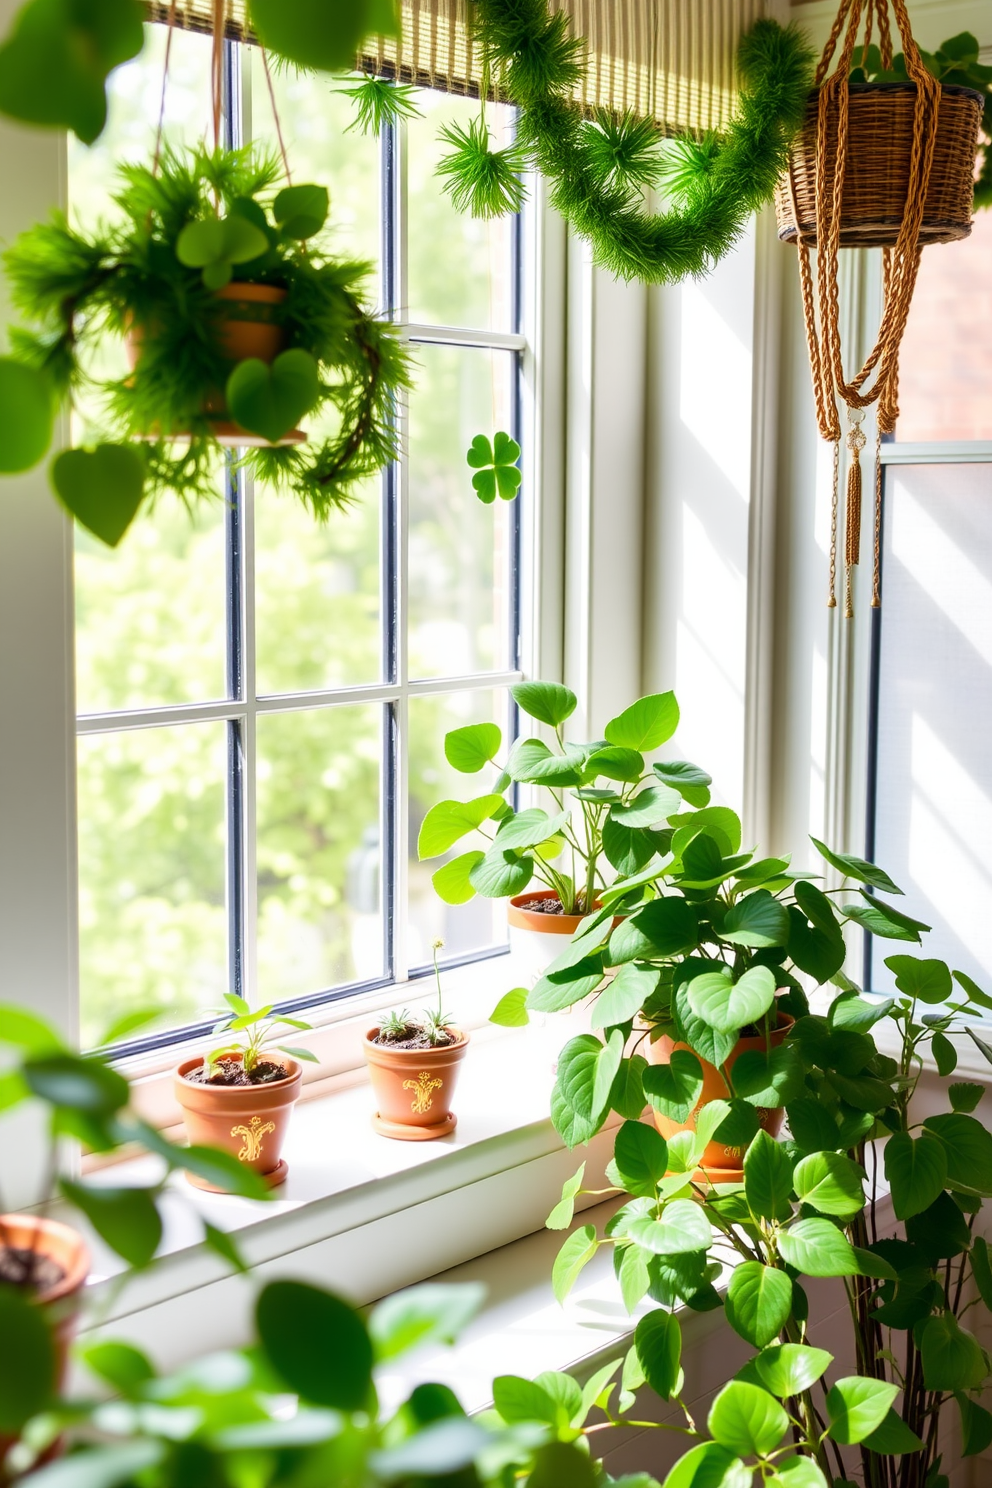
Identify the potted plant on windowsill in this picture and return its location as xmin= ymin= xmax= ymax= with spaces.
xmin=175 ymin=995 xmax=317 ymax=1189
xmin=363 ymin=940 xmax=468 ymax=1140
xmin=2 ymin=145 xmax=410 ymax=548
xmin=418 ymin=680 xmax=708 ymax=991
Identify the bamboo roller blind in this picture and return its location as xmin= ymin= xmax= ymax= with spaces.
xmin=145 ymin=0 xmax=767 ymax=135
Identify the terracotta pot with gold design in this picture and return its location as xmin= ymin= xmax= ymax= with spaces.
xmin=174 ymin=1053 xmax=302 ymax=1190
xmin=363 ymin=1028 xmax=469 ymax=1141
xmin=645 ymin=1011 xmax=795 ymax=1182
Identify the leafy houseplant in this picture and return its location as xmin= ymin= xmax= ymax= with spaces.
xmin=175 ymin=994 xmax=318 ymax=1191
xmin=418 ymin=680 xmax=703 ymax=987
xmin=363 ymin=940 xmax=469 ymax=1141
xmin=534 ymin=727 xmax=992 ymax=1486
xmin=2 ymin=146 xmax=410 ymax=546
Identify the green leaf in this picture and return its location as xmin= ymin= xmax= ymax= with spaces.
xmin=177 ymin=213 xmax=269 ymax=272
xmin=273 ymin=182 xmax=329 ymax=239
xmin=863 ymin=1409 xmax=925 ymax=1454
xmin=593 ymin=1029 xmax=625 ymax=1122
xmin=744 ymin=1130 xmax=794 ymax=1222
xmin=786 ymin=1099 xmax=842 ymax=1155
xmin=25 ymin=1053 xmax=129 ymax=1113
xmin=496 ymin=807 xmax=570 ymax=851
xmin=725 ymin=1262 xmax=793 ymax=1348
xmin=842 ymin=896 xmax=929 ymax=942
xmin=605 ymin=693 xmax=679 ymax=752
xmin=708 ymin=1380 xmax=789 ymax=1457
xmin=0 ymin=1284 xmax=56 ymax=1431
xmin=973 ymin=1236 xmax=992 ymax=1310
xmin=369 ymin=1282 xmax=484 ymax=1362
xmin=826 ymin=1377 xmax=899 ymax=1445
xmin=920 ymin=1313 xmax=986 ymax=1390
xmin=626 ymin=1200 xmax=712 ymax=1257
xmin=923 ymin=1112 xmax=992 ymax=1191
xmin=930 ymin=1030 xmax=957 ymax=1075
xmin=768 ymin=1460 xmax=829 ymax=1488
xmin=732 ymin=1045 xmax=804 ymax=1107
xmin=810 ymin=837 xmax=903 ymax=894
xmin=51 ymin=443 xmax=145 ymax=547
xmin=256 ymin=1281 xmax=373 ymax=1408
xmin=713 ymin=1098 xmax=760 ymax=1152
xmin=593 ymin=962 xmax=661 ymax=1029
xmin=0 ymin=358 xmax=53 ymax=473
xmin=611 ymin=785 xmax=681 ymax=828
xmin=584 ymin=745 xmax=645 ymax=784
xmin=507 ymin=737 xmax=586 ymax=787
xmin=510 ymin=680 xmax=577 ymax=727
xmin=906 ymin=1191 xmax=972 ymax=1261
xmin=552 ymin=1224 xmax=597 ymax=1303
xmin=60 ymin=1181 xmax=162 ymax=1269
xmin=418 ymin=795 xmax=504 ymax=859
xmin=611 ymin=1120 xmax=669 ymax=1197
xmin=618 ymin=1245 xmax=651 ymax=1312
xmin=97 ymin=1007 xmax=164 ymax=1046
xmin=884 ymin=1132 xmax=948 ymax=1220
xmin=529 ymin=956 xmax=606 ymax=1014
xmin=949 ymin=1081 xmax=984 ymax=1113
xmin=14 ymin=1443 xmax=166 ymax=1488
xmin=0 ymin=1004 xmax=65 ymax=1055
xmin=778 ymin=1218 xmax=861 ymax=1277
xmin=652 ymin=759 xmax=712 ymax=808
xmin=610 ymin=1056 xmax=649 ymax=1121
xmin=754 ymin=1344 xmax=833 ymax=1398
xmin=687 ymin=966 xmax=776 ymax=1035
xmin=546 ymin=1163 xmax=586 ymax=1229
xmin=609 ymin=898 xmax=698 ymax=963
xmin=79 ymin=1340 xmax=154 ymax=1398
xmin=467 ymin=430 xmax=521 ymax=502
xmin=642 ymin=1050 xmax=703 ymax=1123
xmin=369 ymin=1418 xmax=490 ymax=1480
xmin=786 ymin=903 xmax=846 ymax=985
xmin=491 ymin=1374 xmax=559 ymax=1426
xmin=226 ymin=349 xmax=320 ymax=444
xmin=444 ymin=722 xmax=502 ymax=773
xmin=955 ymin=1391 xmax=992 ymax=1457
xmin=0 ymin=0 xmax=143 ymax=144
xmin=635 ymin=1309 xmax=682 ymax=1400
xmin=248 ymin=0 xmax=378 ymax=70
xmin=793 ymin=1151 xmax=866 ymax=1218
xmin=432 ymin=850 xmax=485 ymax=905
xmin=490 ymin=986 xmax=529 ymax=1028
xmin=173 ymin=1142 xmax=272 ymax=1199
xmin=528 ymin=1442 xmax=598 ymax=1488
xmin=720 ymin=891 xmax=790 ymax=949
xmin=469 ymin=844 xmax=534 ymax=898
xmin=884 ymin=955 xmax=952 ymax=1004
xmin=550 ymin=1035 xmax=611 ymax=1148
xmin=202 ymin=1221 xmax=248 ymax=1274
xmin=952 ymin=968 xmax=992 ymax=1011
xmin=660 ymin=1444 xmax=746 ymax=1488
xmin=673 ymin=978 xmax=738 ymax=1070
xmin=602 ymin=817 xmax=664 ymax=877
xmin=829 ymin=990 xmax=894 ymax=1033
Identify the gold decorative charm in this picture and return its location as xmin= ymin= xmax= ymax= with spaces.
xmin=231 ymin=1114 xmax=276 ymax=1162
xmin=403 ymin=1072 xmax=442 ymax=1114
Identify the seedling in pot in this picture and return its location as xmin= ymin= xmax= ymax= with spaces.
xmin=372 ymin=941 xmax=457 ymax=1050
xmin=197 ymin=994 xmax=319 ymax=1085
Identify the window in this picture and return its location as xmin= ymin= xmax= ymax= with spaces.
xmin=70 ymin=29 xmax=525 ymax=1052
xmin=865 ymin=214 xmax=992 ymax=993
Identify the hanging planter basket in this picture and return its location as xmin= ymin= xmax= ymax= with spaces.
xmin=775 ymin=80 xmax=983 ymax=247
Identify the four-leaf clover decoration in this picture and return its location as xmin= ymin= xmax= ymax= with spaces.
xmin=466 ymin=430 xmax=522 ymax=503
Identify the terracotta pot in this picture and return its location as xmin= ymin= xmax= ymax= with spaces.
xmin=508 ymin=890 xmax=617 ymax=983
xmin=646 ymin=1011 xmax=795 ymax=1179
xmin=363 ymin=1028 xmax=468 ymax=1141
xmin=174 ymin=1054 xmax=302 ymax=1190
xmin=125 ymin=282 xmax=305 ymax=449
xmin=0 ymin=1215 xmax=89 ymax=1465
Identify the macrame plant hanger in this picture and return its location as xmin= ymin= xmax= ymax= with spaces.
xmin=788 ymin=0 xmax=940 ymax=617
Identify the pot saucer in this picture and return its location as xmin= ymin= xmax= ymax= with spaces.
xmin=185 ymin=1157 xmax=289 ymax=1192
xmin=372 ymin=1111 xmax=457 ymax=1141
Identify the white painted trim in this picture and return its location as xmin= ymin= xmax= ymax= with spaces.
xmin=880 ymin=442 xmax=992 ymax=465
xmin=403 ymin=323 xmax=527 ymax=353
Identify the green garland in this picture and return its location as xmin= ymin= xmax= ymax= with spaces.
xmin=436 ymin=2 xmax=815 ymax=285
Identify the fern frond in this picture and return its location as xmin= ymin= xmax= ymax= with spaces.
xmin=340 ymin=75 xmax=422 ymax=135
xmin=435 ymin=117 xmax=529 ymax=218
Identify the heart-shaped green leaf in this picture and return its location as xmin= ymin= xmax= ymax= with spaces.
xmin=176 ymin=215 xmax=270 ymax=289
xmin=467 ymin=430 xmax=521 ymax=503
xmin=274 ymin=183 xmax=329 ymax=239
xmin=0 ymin=357 xmax=54 ymax=472
xmin=226 ymin=349 xmax=320 ymax=444
xmin=0 ymin=0 xmax=143 ymax=144
xmin=51 ymin=443 xmax=145 ymax=546
xmin=249 ymin=0 xmax=398 ymax=72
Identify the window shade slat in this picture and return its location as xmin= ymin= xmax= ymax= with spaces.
xmin=144 ymin=0 xmax=766 ymax=134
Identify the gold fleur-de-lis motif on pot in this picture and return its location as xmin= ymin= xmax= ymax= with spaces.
xmin=402 ymin=1072 xmax=442 ymax=1114
xmin=231 ymin=1114 xmax=276 ymax=1162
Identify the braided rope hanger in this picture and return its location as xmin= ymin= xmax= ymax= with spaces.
xmin=790 ymin=0 xmax=940 ymax=616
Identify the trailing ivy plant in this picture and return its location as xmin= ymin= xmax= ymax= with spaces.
xmin=431 ymin=5 xmax=816 ymax=284
xmin=2 ymin=147 xmax=410 ymax=544
xmin=526 ymin=702 xmax=992 ymax=1488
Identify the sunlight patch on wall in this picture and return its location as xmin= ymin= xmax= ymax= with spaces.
xmin=678 ymin=283 xmax=752 ymax=498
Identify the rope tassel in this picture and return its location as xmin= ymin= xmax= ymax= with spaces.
xmin=844 ymin=414 xmax=867 ymax=617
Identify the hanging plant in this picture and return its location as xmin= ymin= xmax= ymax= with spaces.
xmin=3 ymin=146 xmax=410 ymax=546
xmin=421 ymin=3 xmax=815 ymax=285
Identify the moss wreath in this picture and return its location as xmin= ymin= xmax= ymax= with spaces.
xmin=431 ymin=1 xmax=816 ymax=284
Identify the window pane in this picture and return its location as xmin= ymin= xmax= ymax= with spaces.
xmin=871 ymin=462 xmax=992 ymax=993
xmin=408 ymin=688 xmax=510 ymax=967
xmin=77 ymin=723 xmax=228 ymax=1048
xmin=896 ymin=213 xmax=992 ymax=442
xmin=249 ymin=53 xmax=380 ymax=272
xmin=254 ymin=478 xmax=382 ymax=695
xmin=76 ymin=498 xmax=227 ymax=713
xmin=408 ymin=344 xmax=516 ymax=678
xmin=407 ymin=93 xmax=516 ymax=331
xmin=256 ymin=705 xmax=383 ymax=999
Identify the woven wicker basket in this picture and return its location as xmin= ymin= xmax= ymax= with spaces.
xmin=775 ymin=82 xmax=982 ymax=248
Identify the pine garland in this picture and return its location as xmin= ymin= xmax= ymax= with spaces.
xmin=438 ymin=2 xmax=815 ymax=285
